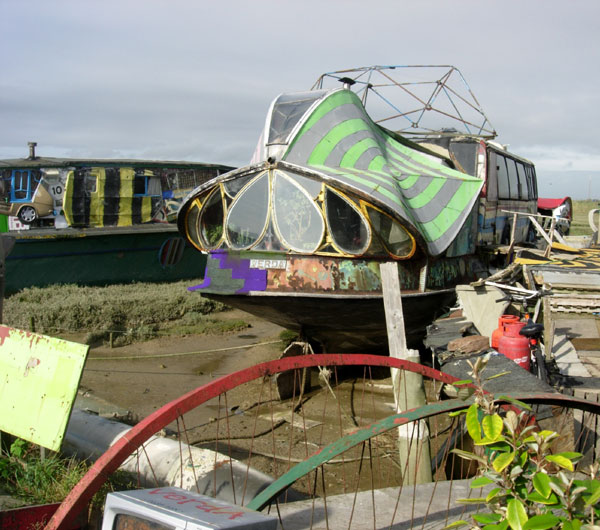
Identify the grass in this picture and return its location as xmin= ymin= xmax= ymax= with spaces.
xmin=2 ymin=279 xmax=249 ymax=346
xmin=0 ymin=438 xmax=135 ymax=510
xmin=571 ymin=199 xmax=599 ymax=236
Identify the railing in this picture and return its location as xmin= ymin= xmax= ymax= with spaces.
xmin=502 ymin=210 xmax=568 ymax=257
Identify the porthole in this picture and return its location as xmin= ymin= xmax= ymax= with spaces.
xmin=325 ymin=188 xmax=370 ymax=255
xmin=272 ymin=171 xmax=324 ymax=253
xmin=366 ymin=205 xmax=415 ymax=258
xmin=226 ymin=172 xmax=269 ymax=249
xmin=198 ymin=188 xmax=225 ymax=249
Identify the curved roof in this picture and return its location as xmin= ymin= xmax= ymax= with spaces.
xmin=257 ymin=88 xmax=484 ymax=256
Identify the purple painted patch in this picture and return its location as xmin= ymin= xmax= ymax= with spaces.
xmin=187 ymin=276 xmax=211 ymax=292
xmin=187 ymin=251 xmax=267 ymax=294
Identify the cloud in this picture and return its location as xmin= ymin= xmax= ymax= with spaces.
xmin=2 ymin=0 xmax=600 ymax=173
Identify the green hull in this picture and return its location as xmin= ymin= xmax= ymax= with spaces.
xmin=5 ymin=225 xmax=206 ymax=294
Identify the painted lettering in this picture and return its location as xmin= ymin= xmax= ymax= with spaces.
xmin=146 ymin=488 xmax=245 ymax=520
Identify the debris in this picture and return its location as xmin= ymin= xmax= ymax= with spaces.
xmin=447 ymin=335 xmax=490 ymax=354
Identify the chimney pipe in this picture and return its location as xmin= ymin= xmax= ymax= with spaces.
xmin=28 ymin=142 xmax=37 ymax=160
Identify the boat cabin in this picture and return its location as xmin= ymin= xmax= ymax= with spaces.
xmin=0 ymin=154 xmax=234 ymax=228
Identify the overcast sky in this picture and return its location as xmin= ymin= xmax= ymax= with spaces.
xmin=2 ymin=0 xmax=599 ymax=198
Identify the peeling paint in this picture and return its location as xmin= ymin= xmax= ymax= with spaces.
xmin=23 ymin=357 xmax=41 ymax=377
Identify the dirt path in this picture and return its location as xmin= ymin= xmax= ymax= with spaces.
xmin=78 ymin=309 xmax=287 ymax=422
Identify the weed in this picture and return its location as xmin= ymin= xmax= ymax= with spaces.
xmin=0 ymin=438 xmax=136 ymax=509
xmin=279 ymin=329 xmax=300 ymax=346
xmin=3 ymin=279 xmax=227 ymax=346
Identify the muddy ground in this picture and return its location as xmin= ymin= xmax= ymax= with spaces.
xmin=77 ymin=309 xmax=289 ymax=422
xmin=76 ymin=309 xmax=419 ymax=497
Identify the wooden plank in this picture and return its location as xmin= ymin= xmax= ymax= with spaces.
xmin=380 ymin=261 xmax=408 ymax=360
xmin=380 ymin=262 xmax=432 ymax=484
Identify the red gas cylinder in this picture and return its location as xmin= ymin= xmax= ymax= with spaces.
xmin=491 ymin=315 xmax=520 ymax=349
xmin=498 ymin=321 xmax=530 ymax=370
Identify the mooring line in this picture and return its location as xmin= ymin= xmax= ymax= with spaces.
xmin=87 ymin=339 xmax=284 ymax=361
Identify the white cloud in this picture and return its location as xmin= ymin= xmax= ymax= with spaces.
xmin=2 ymin=0 xmax=600 ymax=172
xmin=517 ymin=146 xmax=600 ymax=172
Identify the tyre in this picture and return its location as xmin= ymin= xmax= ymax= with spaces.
xmin=17 ymin=205 xmax=38 ymax=224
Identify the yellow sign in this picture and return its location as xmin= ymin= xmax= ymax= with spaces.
xmin=0 ymin=326 xmax=89 ymax=451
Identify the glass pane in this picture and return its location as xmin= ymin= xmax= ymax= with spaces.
xmin=283 ymin=171 xmax=322 ymax=199
xmin=253 ymin=220 xmax=286 ymax=251
xmin=273 ymin=171 xmax=324 ymax=252
xmin=325 ymin=188 xmax=370 ymax=254
xmin=496 ymin=154 xmax=510 ymax=199
xmin=115 ymin=513 xmax=175 ymax=530
xmin=134 ymin=176 xmax=146 ymax=195
xmin=223 ymin=173 xmax=257 ymax=198
xmin=226 ymin=173 xmax=269 ymax=249
xmin=268 ymin=91 xmax=327 ymax=144
xmin=449 ymin=141 xmax=477 ymax=176
xmin=506 ymin=158 xmax=519 ymax=199
xmin=367 ymin=206 xmax=414 ymax=257
xmin=185 ymin=200 xmax=201 ymax=247
xmin=516 ymin=162 xmax=528 ymax=199
xmin=199 ymin=189 xmax=224 ymax=248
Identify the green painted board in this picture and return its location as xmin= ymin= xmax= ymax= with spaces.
xmin=0 ymin=326 xmax=89 ymax=451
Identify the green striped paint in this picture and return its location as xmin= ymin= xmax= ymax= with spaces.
xmin=395 ymin=174 xmax=420 ymax=189
xmin=311 ymin=164 xmax=405 ymax=210
xmin=404 ymin=177 xmax=446 ymax=209
xmin=285 ymin=90 xmax=358 ymax=158
xmin=308 ymin=119 xmax=370 ymax=166
xmin=418 ymin=181 xmax=476 ymax=242
xmin=367 ymin=154 xmax=387 ymax=173
xmin=278 ymin=88 xmax=483 ymax=254
xmin=340 ymin=137 xmax=380 ymax=167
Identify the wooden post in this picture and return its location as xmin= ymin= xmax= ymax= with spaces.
xmin=380 ymin=262 xmax=432 ymax=484
xmin=507 ymin=212 xmax=518 ymax=257
xmin=544 ymin=218 xmax=556 ymax=258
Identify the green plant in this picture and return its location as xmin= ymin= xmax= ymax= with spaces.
xmin=0 ymin=437 xmax=136 ymax=509
xmin=447 ymin=357 xmax=600 ymax=530
xmin=3 ymin=280 xmax=227 ymax=345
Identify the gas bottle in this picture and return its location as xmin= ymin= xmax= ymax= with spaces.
xmin=491 ymin=315 xmax=520 ymax=349
xmin=498 ymin=321 xmax=530 ymax=370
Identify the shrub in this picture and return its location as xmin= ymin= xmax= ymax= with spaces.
xmin=447 ymin=356 xmax=600 ymax=530
xmin=3 ymin=280 xmax=227 ymax=345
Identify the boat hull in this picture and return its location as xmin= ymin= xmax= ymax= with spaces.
xmin=204 ymin=290 xmax=457 ymax=353
xmin=188 ymin=250 xmax=484 ymax=353
xmin=5 ymin=225 xmax=207 ymax=294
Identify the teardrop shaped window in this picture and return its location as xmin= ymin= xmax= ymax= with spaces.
xmin=185 ymin=199 xmax=202 ymax=250
xmin=366 ymin=206 xmax=415 ymax=257
xmin=325 ymin=188 xmax=370 ymax=255
xmin=226 ymin=172 xmax=269 ymax=249
xmin=273 ymin=171 xmax=324 ymax=253
xmin=223 ymin=173 xmax=256 ymax=199
xmin=199 ymin=188 xmax=225 ymax=249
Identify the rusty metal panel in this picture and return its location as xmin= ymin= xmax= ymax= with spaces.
xmin=266 ymin=256 xmax=384 ymax=293
xmin=0 ymin=326 xmax=89 ymax=451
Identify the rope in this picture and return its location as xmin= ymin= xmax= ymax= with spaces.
xmin=87 ymin=339 xmax=284 ymax=361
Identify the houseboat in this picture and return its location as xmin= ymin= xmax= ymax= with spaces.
xmin=177 ymin=66 xmax=538 ymax=352
xmin=0 ymin=147 xmax=234 ymax=293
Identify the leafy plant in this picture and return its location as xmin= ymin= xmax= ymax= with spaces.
xmin=446 ymin=356 xmax=600 ymax=530
xmin=0 ymin=438 xmax=136 ymax=509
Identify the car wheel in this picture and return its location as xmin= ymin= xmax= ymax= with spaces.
xmin=18 ymin=205 xmax=38 ymax=224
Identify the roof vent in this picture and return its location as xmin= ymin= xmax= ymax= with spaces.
xmin=338 ymin=77 xmax=356 ymax=90
xmin=27 ymin=142 xmax=37 ymax=160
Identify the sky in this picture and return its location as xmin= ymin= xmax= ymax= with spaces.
xmin=1 ymin=0 xmax=599 ymax=199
